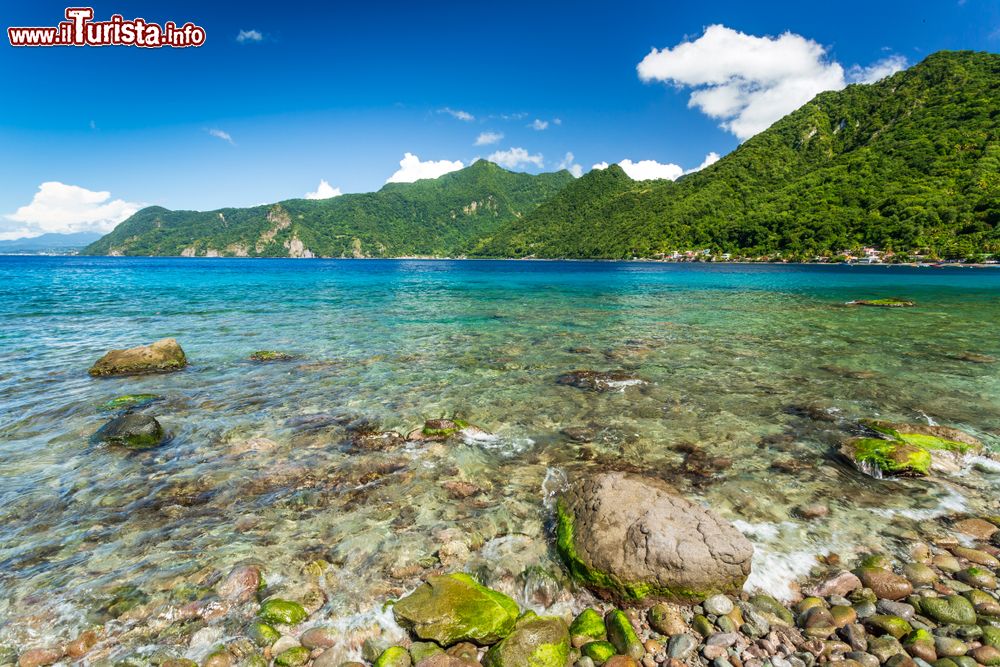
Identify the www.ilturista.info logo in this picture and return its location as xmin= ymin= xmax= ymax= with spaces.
xmin=7 ymin=7 xmax=206 ymax=48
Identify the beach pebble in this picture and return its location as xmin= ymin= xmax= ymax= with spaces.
xmin=704 ymin=595 xmax=735 ymax=616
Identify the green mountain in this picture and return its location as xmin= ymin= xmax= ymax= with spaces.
xmin=85 ymin=51 xmax=1000 ymax=261
xmin=479 ymin=50 xmax=1000 ymax=260
xmin=82 ymin=161 xmax=574 ymax=258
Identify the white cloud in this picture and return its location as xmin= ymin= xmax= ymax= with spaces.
xmin=386 ymin=152 xmax=464 ymax=183
xmin=207 ymin=128 xmax=235 ymax=145
xmin=590 ymin=151 xmax=720 ymax=180
xmin=439 ymin=107 xmax=475 ymax=122
xmin=487 ymin=147 xmax=544 ymax=170
xmin=637 ymin=25 xmax=909 ymax=141
xmin=848 ymin=55 xmax=907 ymax=83
xmin=304 ymin=179 xmax=342 ymax=200
xmin=475 ymin=131 xmax=504 ymax=146
xmin=553 ymin=118 xmax=562 ymax=125
xmin=2 ymin=182 xmax=142 ymax=240
xmin=530 ymin=119 xmax=549 ymax=131
xmin=557 ymin=152 xmax=583 ymax=178
xmin=685 ymin=151 xmax=721 ymax=173
xmin=236 ymin=29 xmax=263 ymax=43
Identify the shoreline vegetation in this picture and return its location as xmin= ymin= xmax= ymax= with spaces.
xmin=79 ymin=52 xmax=1000 ymax=264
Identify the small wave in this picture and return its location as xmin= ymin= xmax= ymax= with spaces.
xmin=733 ymin=520 xmax=818 ymax=602
xmin=870 ymin=484 xmax=968 ymax=521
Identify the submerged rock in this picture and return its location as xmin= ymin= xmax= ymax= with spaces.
xmin=89 ymin=337 xmax=187 ymax=376
xmin=555 ymin=370 xmax=645 ymax=392
xmin=98 ymin=393 xmax=161 ymax=412
xmin=93 ymin=413 xmax=165 ymax=449
xmin=555 ymin=472 xmax=753 ymax=604
xmin=392 ymin=573 xmax=519 ymax=646
xmin=840 ymin=438 xmax=931 ymax=477
xmin=249 ymin=350 xmax=295 ymax=362
xmin=861 ymin=420 xmax=982 ymax=451
xmin=482 ymin=612 xmax=570 ymax=667
xmin=846 ymin=298 xmax=915 ymax=308
xmin=258 ymin=599 xmax=308 ymax=625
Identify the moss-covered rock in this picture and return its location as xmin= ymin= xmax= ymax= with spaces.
xmin=373 ymin=646 xmax=412 ymax=667
xmin=89 ymin=338 xmax=187 ymax=376
xmin=569 ymin=609 xmax=606 ymax=641
xmin=556 ymin=472 xmax=752 ymax=604
xmin=482 ymin=613 xmax=570 ymax=667
xmin=274 ymin=646 xmax=310 ymax=667
xmin=841 ymin=438 xmax=931 ymax=476
xmin=920 ymin=595 xmax=976 ymax=625
xmin=249 ymin=350 xmax=294 ymax=362
xmin=983 ymin=625 xmax=1000 ymax=649
xmin=392 ymin=573 xmax=519 ymax=646
xmin=581 ymin=641 xmax=617 ymax=664
xmin=258 ymin=599 xmax=308 ymax=625
xmin=408 ymin=642 xmax=444 ymax=663
xmin=861 ymin=420 xmax=982 ymax=453
xmin=93 ymin=413 xmax=165 ymax=449
xmin=847 ymin=298 xmax=915 ymax=308
xmin=248 ymin=622 xmax=280 ymax=647
xmin=98 ymin=394 xmax=161 ymax=412
xmin=605 ymin=610 xmax=643 ymax=660
xmin=864 ymin=615 xmax=913 ymax=639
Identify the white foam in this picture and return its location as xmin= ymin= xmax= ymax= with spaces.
xmin=733 ymin=520 xmax=821 ymax=602
xmin=541 ymin=467 xmax=568 ymax=510
xmin=965 ymin=455 xmax=1000 ymax=474
xmin=603 ymin=379 xmax=645 ymax=391
xmin=870 ymin=484 xmax=969 ymax=521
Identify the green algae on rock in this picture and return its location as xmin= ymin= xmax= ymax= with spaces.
xmin=556 ymin=472 xmax=752 ymax=604
xmin=93 ymin=413 xmax=165 ymax=449
xmin=248 ymin=621 xmax=280 ymax=647
xmin=258 ymin=599 xmax=308 ymax=625
xmin=373 ymin=646 xmax=412 ymax=667
xmin=89 ymin=338 xmax=187 ymax=376
xmin=98 ymin=394 xmax=161 ymax=412
xmin=861 ymin=420 xmax=982 ymax=453
xmin=581 ymin=640 xmax=617 ymax=663
xmin=605 ymin=610 xmax=644 ymax=660
xmin=274 ymin=646 xmax=310 ymax=667
xmin=482 ymin=612 xmax=570 ymax=667
xmin=392 ymin=573 xmax=519 ymax=646
xmin=249 ymin=350 xmax=295 ymax=362
xmin=846 ymin=298 xmax=916 ymax=308
xmin=569 ymin=608 xmax=607 ymax=641
xmin=919 ymin=595 xmax=976 ymax=625
xmin=841 ymin=438 xmax=931 ymax=476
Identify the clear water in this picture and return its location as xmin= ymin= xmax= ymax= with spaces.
xmin=1 ymin=257 xmax=999 ymax=655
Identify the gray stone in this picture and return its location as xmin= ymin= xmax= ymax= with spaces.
xmin=667 ymin=634 xmax=698 ymax=659
xmin=704 ymin=595 xmax=735 ymax=616
xmin=876 ymin=600 xmax=915 ymax=621
xmin=556 ymin=472 xmax=754 ymax=604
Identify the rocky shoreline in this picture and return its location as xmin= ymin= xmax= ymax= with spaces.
xmin=5 ymin=339 xmax=1000 ymax=667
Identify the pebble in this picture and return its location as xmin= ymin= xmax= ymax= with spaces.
xmin=667 ymin=634 xmax=698 ymax=659
xmin=704 ymin=594 xmax=734 ymax=616
xmin=17 ymin=648 xmax=63 ymax=667
xmin=876 ymin=600 xmax=915 ymax=620
xmin=933 ymin=636 xmax=968 ymax=657
xmin=706 ymin=632 xmax=738 ymax=647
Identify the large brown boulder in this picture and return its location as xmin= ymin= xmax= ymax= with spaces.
xmin=89 ymin=338 xmax=187 ymax=377
xmin=556 ymin=472 xmax=753 ymax=605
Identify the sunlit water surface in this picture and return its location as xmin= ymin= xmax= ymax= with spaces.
xmin=1 ymin=257 xmax=999 ymax=654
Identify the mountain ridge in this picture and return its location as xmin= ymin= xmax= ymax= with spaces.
xmin=83 ymin=51 xmax=1000 ymax=261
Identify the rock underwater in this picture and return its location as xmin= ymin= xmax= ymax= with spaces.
xmin=89 ymin=338 xmax=187 ymax=376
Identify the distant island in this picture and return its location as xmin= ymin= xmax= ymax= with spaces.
xmin=82 ymin=52 xmax=1000 ymax=264
xmin=0 ymin=231 xmax=102 ymax=255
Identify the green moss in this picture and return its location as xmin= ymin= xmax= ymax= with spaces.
xmin=581 ymin=640 xmax=616 ymax=664
xmin=569 ymin=608 xmax=606 ymax=640
xmin=274 ymin=646 xmax=310 ymax=667
xmin=392 ymin=573 xmax=520 ymax=646
xmin=99 ymin=394 xmax=160 ymax=412
xmin=850 ymin=438 xmax=931 ymax=476
xmin=555 ymin=500 xmax=709 ymax=603
xmin=258 ymin=599 xmax=308 ymax=625
xmin=605 ymin=610 xmax=643 ymax=660
xmin=850 ymin=298 xmax=916 ymax=308
xmin=861 ymin=420 xmax=976 ymax=453
xmin=904 ymin=629 xmax=936 ymax=646
xmin=249 ymin=621 xmax=280 ymax=647
xmin=482 ymin=614 xmax=569 ymax=667
xmin=865 ymin=614 xmax=913 ymax=639
xmin=422 ymin=419 xmax=469 ymax=437
xmin=373 ymin=646 xmax=412 ymax=667
xmin=249 ymin=350 xmax=294 ymax=362
xmin=982 ymin=625 xmax=1000 ymax=649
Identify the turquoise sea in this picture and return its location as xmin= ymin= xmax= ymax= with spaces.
xmin=1 ymin=257 xmax=999 ymax=658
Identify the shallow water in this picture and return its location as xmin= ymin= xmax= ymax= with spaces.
xmin=1 ymin=257 xmax=999 ymax=655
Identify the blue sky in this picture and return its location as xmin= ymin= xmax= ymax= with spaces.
xmin=0 ymin=0 xmax=997 ymax=239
